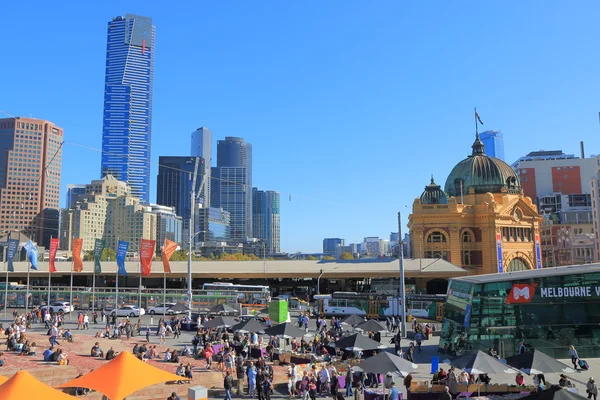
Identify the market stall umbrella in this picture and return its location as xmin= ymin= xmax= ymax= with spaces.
xmin=0 ymin=371 xmax=76 ymax=399
xmin=209 ymin=303 xmax=239 ymax=315
xmin=232 ymin=319 xmax=266 ymax=333
xmin=168 ymin=302 xmax=190 ymax=313
xmin=505 ymin=350 xmax=575 ymax=375
xmin=334 ymin=333 xmax=387 ymax=352
xmin=264 ymin=322 xmax=310 ymax=339
xmin=355 ymin=319 xmax=387 ymax=333
xmin=341 ymin=315 xmax=365 ymax=326
xmin=519 ymin=385 xmax=588 ymax=400
xmin=357 ymin=351 xmax=418 ymax=375
xmin=449 ymin=350 xmax=519 ymax=374
xmin=58 ymin=351 xmax=189 ymax=400
xmin=201 ymin=316 xmax=238 ymax=329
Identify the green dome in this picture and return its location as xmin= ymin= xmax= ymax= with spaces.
xmin=421 ymin=176 xmax=448 ymax=204
xmin=444 ymin=134 xmax=521 ymax=196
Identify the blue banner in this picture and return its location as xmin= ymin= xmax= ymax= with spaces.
xmin=6 ymin=239 xmax=19 ymax=272
xmin=116 ymin=240 xmax=129 ymax=276
xmin=496 ymin=233 xmax=503 ymax=273
xmin=463 ymin=304 xmax=472 ymax=328
xmin=24 ymin=240 xmax=38 ymax=270
xmin=535 ymin=235 xmax=542 ymax=269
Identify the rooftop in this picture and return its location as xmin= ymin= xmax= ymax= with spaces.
xmin=452 ymin=264 xmax=600 ymax=284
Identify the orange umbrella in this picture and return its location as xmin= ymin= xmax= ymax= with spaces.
xmin=0 ymin=370 xmax=76 ymax=399
xmin=58 ymin=351 xmax=189 ymax=400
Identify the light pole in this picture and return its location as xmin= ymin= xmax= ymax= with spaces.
xmin=187 ymin=229 xmax=207 ymax=315
xmin=398 ymin=212 xmax=407 ymax=338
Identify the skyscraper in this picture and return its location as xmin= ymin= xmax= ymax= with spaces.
xmin=213 ymin=137 xmax=252 ymax=240
xmin=156 ymin=156 xmax=205 ymax=247
xmin=100 ymin=14 xmax=155 ymax=203
xmin=0 ymin=117 xmax=63 ymax=247
xmin=323 ymin=238 xmax=344 ymax=256
xmin=65 ymin=184 xmax=86 ymax=208
xmin=479 ymin=130 xmax=505 ymax=160
xmin=252 ymin=188 xmax=281 ymax=254
xmin=191 ymin=127 xmax=212 ymax=207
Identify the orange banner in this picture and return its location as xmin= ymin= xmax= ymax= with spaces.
xmin=49 ymin=238 xmax=59 ymax=273
xmin=161 ymin=239 xmax=178 ymax=274
xmin=140 ymin=239 xmax=155 ymax=276
xmin=72 ymin=238 xmax=83 ymax=272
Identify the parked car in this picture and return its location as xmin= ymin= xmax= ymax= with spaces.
xmin=147 ymin=303 xmax=177 ymax=315
xmin=110 ymin=305 xmax=145 ymax=318
xmin=41 ymin=302 xmax=73 ymax=313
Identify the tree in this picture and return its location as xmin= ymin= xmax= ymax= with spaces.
xmin=339 ymin=252 xmax=354 ymax=260
xmin=169 ymin=250 xmax=188 ymax=261
xmin=100 ymin=248 xmax=116 ymax=262
xmin=322 ymin=256 xmax=336 ymax=261
xmin=83 ymin=250 xmax=94 ymax=261
xmin=306 ymin=255 xmax=318 ymax=260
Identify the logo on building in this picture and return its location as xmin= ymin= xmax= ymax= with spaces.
xmin=506 ymin=283 xmax=538 ymax=304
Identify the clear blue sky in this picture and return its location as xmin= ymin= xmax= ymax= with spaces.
xmin=1 ymin=1 xmax=600 ymax=253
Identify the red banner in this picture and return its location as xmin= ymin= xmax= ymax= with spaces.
xmin=140 ymin=239 xmax=155 ymax=277
xmin=49 ymin=238 xmax=59 ymax=273
xmin=72 ymin=238 xmax=83 ymax=272
xmin=161 ymin=239 xmax=178 ymax=274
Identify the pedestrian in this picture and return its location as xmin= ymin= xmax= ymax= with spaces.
xmin=93 ymin=311 xmax=98 ymax=325
xmin=569 ymin=345 xmax=579 ymax=370
xmin=146 ymin=326 xmax=151 ymax=343
xmin=224 ymin=370 xmax=235 ymax=400
xmin=237 ymin=357 xmax=246 ymax=396
xmin=346 ymin=369 xmax=353 ymax=398
xmin=404 ymin=373 xmax=413 ymax=393
xmin=588 ymin=378 xmax=598 ymax=400
xmin=389 ymin=382 xmax=399 ymax=400
xmin=247 ymin=362 xmax=257 ymax=398
xmin=83 ymin=313 xmax=89 ymax=329
xmin=440 ymin=386 xmax=452 ymax=400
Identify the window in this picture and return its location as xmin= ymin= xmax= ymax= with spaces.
xmin=462 ymin=231 xmax=473 ymax=243
xmin=463 ymin=251 xmax=471 ymax=266
xmin=507 ymin=257 xmax=530 ymax=271
xmin=427 ymin=231 xmax=447 ymax=243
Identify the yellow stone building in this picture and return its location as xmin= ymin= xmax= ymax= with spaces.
xmin=408 ymin=133 xmax=543 ymax=275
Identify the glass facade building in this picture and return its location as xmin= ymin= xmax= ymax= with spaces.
xmin=101 ymin=14 xmax=155 ymax=203
xmin=252 ymin=188 xmax=281 ymax=254
xmin=197 ymin=207 xmax=231 ymax=243
xmin=479 ymin=130 xmax=505 ymax=161
xmin=151 ymin=204 xmax=182 ymax=254
xmin=440 ymin=264 xmax=600 ymax=359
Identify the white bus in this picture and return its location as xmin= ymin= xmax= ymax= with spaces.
xmin=202 ymin=282 xmax=271 ymax=305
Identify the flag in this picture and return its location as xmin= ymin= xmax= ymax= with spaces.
xmin=161 ymin=239 xmax=178 ymax=274
xmin=140 ymin=239 xmax=155 ymax=277
xmin=24 ymin=240 xmax=38 ymax=270
xmin=49 ymin=238 xmax=59 ymax=273
xmin=475 ymin=110 xmax=484 ymax=125
xmin=72 ymin=238 xmax=83 ymax=272
xmin=116 ymin=240 xmax=129 ymax=277
xmin=6 ymin=239 xmax=19 ymax=272
xmin=93 ymin=239 xmax=104 ymax=274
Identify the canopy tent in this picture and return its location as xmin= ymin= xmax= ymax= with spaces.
xmin=0 ymin=371 xmax=75 ymax=399
xmin=355 ymin=319 xmax=387 ymax=333
xmin=519 ymin=386 xmax=588 ymax=400
xmin=448 ymin=350 xmax=519 ymax=375
xmin=209 ymin=303 xmax=239 ymax=314
xmin=232 ymin=319 xmax=266 ymax=333
xmin=58 ymin=351 xmax=189 ymax=400
xmin=334 ymin=333 xmax=387 ymax=352
xmin=341 ymin=315 xmax=365 ymax=326
xmin=264 ymin=322 xmax=310 ymax=339
xmin=201 ymin=316 xmax=238 ymax=329
xmin=356 ymin=351 xmax=418 ymax=376
xmin=168 ymin=302 xmax=190 ymax=313
xmin=505 ymin=350 xmax=575 ymax=375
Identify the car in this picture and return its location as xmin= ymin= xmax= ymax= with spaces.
xmin=147 ymin=303 xmax=178 ymax=315
xmin=110 ymin=305 xmax=145 ymax=318
xmin=41 ymin=302 xmax=73 ymax=313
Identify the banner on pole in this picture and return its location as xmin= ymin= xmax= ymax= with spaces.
xmin=140 ymin=239 xmax=155 ymax=276
xmin=6 ymin=239 xmax=19 ymax=272
xmin=161 ymin=239 xmax=178 ymax=274
xmin=93 ymin=239 xmax=104 ymax=274
xmin=116 ymin=240 xmax=129 ymax=277
xmin=24 ymin=240 xmax=38 ymax=270
xmin=72 ymin=238 xmax=84 ymax=272
xmin=49 ymin=238 xmax=59 ymax=273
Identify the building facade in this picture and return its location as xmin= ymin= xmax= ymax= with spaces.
xmin=590 ymin=155 xmax=600 ymax=261
xmin=105 ymin=196 xmax=157 ymax=252
xmin=100 ymin=14 xmax=155 ymax=203
xmin=479 ymin=130 xmax=505 ymax=160
xmin=190 ymin=127 xmax=212 ymax=207
xmin=408 ymin=133 xmax=543 ymax=276
xmin=197 ymin=207 xmax=231 ymax=243
xmin=323 ymin=238 xmax=344 ymax=257
xmin=65 ymin=184 xmax=86 ymax=209
xmin=151 ymin=204 xmax=182 ymax=254
xmin=0 ymin=117 xmax=63 ymax=247
xmin=363 ymin=237 xmax=381 ymax=256
xmin=213 ymin=137 xmax=252 ymax=240
xmin=252 ymin=188 xmax=281 ymax=254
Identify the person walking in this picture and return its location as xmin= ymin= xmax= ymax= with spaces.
xmin=588 ymin=378 xmax=598 ymax=400
xmin=440 ymin=386 xmax=452 ymax=400
xmin=237 ymin=357 xmax=246 ymax=396
xmin=569 ymin=345 xmax=579 ymax=370
xmin=389 ymin=382 xmax=399 ymax=400
xmin=224 ymin=370 xmax=235 ymax=400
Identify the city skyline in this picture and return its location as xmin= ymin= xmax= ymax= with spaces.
xmin=2 ymin=2 xmax=600 ymax=252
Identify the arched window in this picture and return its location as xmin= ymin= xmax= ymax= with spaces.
xmin=462 ymin=231 xmax=473 ymax=243
xmin=463 ymin=251 xmax=471 ymax=265
xmin=427 ymin=231 xmax=447 ymax=243
xmin=507 ymin=257 xmax=530 ymax=272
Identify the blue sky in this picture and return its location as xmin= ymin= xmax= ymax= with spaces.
xmin=1 ymin=1 xmax=600 ymax=253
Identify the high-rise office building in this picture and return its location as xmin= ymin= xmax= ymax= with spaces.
xmin=65 ymin=184 xmax=86 ymax=209
xmin=191 ymin=127 xmax=212 ymax=207
xmin=100 ymin=14 xmax=155 ymax=203
xmin=0 ymin=117 xmax=63 ymax=247
xmin=156 ymin=156 xmax=205 ymax=247
xmin=213 ymin=137 xmax=253 ymax=240
xmin=323 ymin=238 xmax=344 ymax=256
xmin=151 ymin=204 xmax=182 ymax=254
xmin=252 ymin=188 xmax=281 ymax=254
xmin=197 ymin=207 xmax=231 ymax=243
xmin=479 ymin=130 xmax=505 ymax=160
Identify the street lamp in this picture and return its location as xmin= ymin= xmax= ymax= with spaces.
xmin=398 ymin=212 xmax=407 ymax=338
xmin=187 ymin=230 xmax=207 ymax=316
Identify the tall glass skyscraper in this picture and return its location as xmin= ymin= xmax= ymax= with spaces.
xmin=101 ymin=14 xmax=155 ymax=203
xmin=252 ymin=188 xmax=281 ymax=254
xmin=191 ymin=127 xmax=212 ymax=207
xmin=479 ymin=130 xmax=505 ymax=161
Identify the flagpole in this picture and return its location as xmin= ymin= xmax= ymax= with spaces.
xmin=4 ymin=231 xmax=10 ymax=317
xmin=115 ymin=262 xmax=119 ymax=316
xmin=69 ymin=260 xmax=73 ymax=321
xmin=138 ymin=258 xmax=142 ymax=312
xmin=163 ymin=271 xmax=166 ymax=321
xmin=47 ymin=236 xmax=52 ymax=315
xmin=26 ymin=263 xmax=30 ymax=316
xmin=92 ymin=268 xmax=96 ymax=316
xmin=475 ymin=107 xmax=478 ymax=136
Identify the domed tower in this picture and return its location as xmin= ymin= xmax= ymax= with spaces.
xmin=420 ymin=176 xmax=448 ymax=205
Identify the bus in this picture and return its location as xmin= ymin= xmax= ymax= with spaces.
xmin=314 ymin=292 xmax=445 ymax=320
xmin=202 ymin=282 xmax=271 ymax=305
